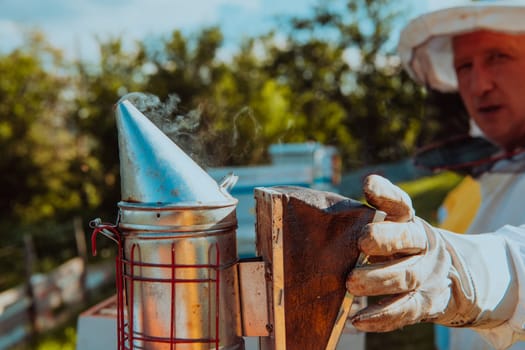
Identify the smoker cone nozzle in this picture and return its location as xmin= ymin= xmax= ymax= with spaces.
xmin=115 ymin=99 xmax=236 ymax=204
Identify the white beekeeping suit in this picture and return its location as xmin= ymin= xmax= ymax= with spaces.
xmin=447 ymin=156 xmax=525 ymax=350
xmin=434 ymin=153 xmax=525 ymax=349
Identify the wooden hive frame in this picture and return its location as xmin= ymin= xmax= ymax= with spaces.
xmin=254 ymin=186 xmax=380 ymax=350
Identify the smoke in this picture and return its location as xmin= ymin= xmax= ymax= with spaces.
xmin=118 ymin=91 xmax=265 ymax=167
xmin=119 ymin=92 xmax=200 ymax=134
xmin=231 ymin=106 xmax=263 ymax=157
xmin=118 ymin=92 xmax=205 ymax=161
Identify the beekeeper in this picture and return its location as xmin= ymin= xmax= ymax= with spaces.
xmin=346 ymin=2 xmax=525 ymax=350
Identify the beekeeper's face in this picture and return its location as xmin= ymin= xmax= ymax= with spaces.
xmin=453 ymin=30 xmax=525 ymax=151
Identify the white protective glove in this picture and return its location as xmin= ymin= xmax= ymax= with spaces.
xmin=347 ymin=175 xmax=518 ymax=333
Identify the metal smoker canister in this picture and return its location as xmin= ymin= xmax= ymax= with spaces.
xmin=92 ymin=99 xmax=244 ymax=350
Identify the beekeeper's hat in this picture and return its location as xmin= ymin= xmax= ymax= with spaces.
xmin=398 ymin=1 xmax=525 ymax=92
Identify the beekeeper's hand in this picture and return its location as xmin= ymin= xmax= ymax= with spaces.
xmin=347 ymin=174 xmax=518 ymax=332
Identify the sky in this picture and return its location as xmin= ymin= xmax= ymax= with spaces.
xmin=0 ymin=0 xmax=468 ymax=62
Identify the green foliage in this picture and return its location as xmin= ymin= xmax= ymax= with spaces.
xmin=0 ymin=33 xmax=74 ymax=224
xmin=70 ymin=37 xmax=147 ymax=217
xmin=36 ymin=326 xmax=76 ymax=350
xmin=261 ymin=0 xmax=431 ymax=168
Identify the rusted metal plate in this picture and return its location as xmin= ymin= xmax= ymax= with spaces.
xmin=255 ymin=186 xmax=378 ymax=350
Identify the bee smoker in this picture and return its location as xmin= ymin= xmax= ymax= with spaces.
xmin=91 ymin=99 xmax=244 ymax=349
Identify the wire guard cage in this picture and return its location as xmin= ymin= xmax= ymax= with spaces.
xmin=91 ymin=218 xmax=238 ymax=350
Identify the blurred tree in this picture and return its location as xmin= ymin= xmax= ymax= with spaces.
xmin=115 ymin=0 xmax=467 ymax=169
xmin=71 ymin=37 xmax=146 ymax=217
xmin=204 ymin=34 xmax=298 ymax=165
xmin=141 ymin=27 xmax=270 ymax=166
xmin=254 ymin=0 xmax=430 ymax=168
xmin=132 ymin=0 xmax=434 ymax=169
xmin=0 ymin=32 xmax=74 ymax=225
xmin=0 ymin=32 xmax=83 ymax=288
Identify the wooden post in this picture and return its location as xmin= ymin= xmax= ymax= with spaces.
xmin=23 ymin=234 xmax=37 ymax=339
xmin=74 ymin=216 xmax=88 ymax=302
xmin=255 ymin=186 xmax=379 ymax=350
